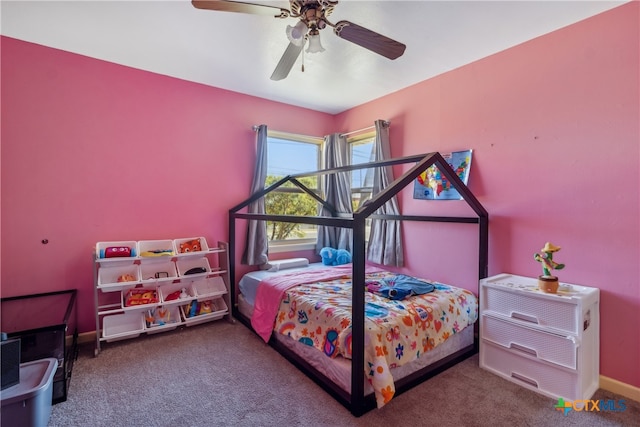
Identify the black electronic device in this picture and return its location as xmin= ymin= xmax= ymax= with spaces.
xmin=1 ymin=333 xmax=21 ymax=390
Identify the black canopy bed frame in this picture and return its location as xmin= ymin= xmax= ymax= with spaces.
xmin=228 ymin=152 xmax=489 ymax=416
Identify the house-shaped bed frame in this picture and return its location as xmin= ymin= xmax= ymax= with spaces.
xmin=229 ymin=152 xmax=489 ymax=416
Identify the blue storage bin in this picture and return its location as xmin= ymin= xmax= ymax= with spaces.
xmin=1 ymin=358 xmax=57 ymax=427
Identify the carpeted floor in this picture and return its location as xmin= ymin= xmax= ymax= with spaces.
xmin=49 ymin=320 xmax=639 ymax=427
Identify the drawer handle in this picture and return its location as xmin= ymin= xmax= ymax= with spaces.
xmin=510 ymin=312 xmax=539 ymax=324
xmin=511 ymin=372 xmax=539 ymax=389
xmin=509 ymin=342 xmax=538 ymax=357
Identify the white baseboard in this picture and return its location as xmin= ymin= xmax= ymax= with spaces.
xmin=77 ymin=331 xmax=97 ymax=345
xmin=600 ymin=375 xmax=640 ymax=403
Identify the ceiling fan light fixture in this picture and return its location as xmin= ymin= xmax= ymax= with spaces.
xmin=286 ymin=20 xmax=308 ymax=46
xmin=306 ymin=32 xmax=325 ymax=54
xmin=191 ymin=0 xmax=406 ymax=80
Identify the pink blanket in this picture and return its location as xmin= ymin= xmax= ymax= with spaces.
xmin=251 ymin=264 xmax=383 ymax=342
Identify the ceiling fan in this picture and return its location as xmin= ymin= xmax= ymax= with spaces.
xmin=191 ymin=0 xmax=406 ymax=81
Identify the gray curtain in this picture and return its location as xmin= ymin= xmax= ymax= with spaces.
xmin=242 ymin=125 xmax=269 ymax=265
xmin=316 ymin=133 xmax=353 ymax=253
xmin=366 ymin=120 xmax=404 ymax=266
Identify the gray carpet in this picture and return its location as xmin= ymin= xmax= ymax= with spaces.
xmin=50 ymin=320 xmax=639 ymax=427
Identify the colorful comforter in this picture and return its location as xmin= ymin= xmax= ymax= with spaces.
xmin=254 ymin=266 xmax=478 ymax=408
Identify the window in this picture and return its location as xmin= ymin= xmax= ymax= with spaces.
xmin=264 ymin=130 xmax=377 ymax=251
xmin=348 ymin=133 xmax=376 ymax=210
xmin=265 ymin=131 xmax=322 ymax=251
xmin=348 ymin=132 xmax=376 ymax=241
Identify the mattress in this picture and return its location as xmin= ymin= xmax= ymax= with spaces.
xmin=238 ymin=262 xmax=325 ymax=306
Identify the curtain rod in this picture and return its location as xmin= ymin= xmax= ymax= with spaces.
xmin=340 ymin=120 xmax=389 ymax=137
xmin=252 ymin=120 xmax=389 ymax=138
xmin=252 ymin=126 xmax=322 ymax=142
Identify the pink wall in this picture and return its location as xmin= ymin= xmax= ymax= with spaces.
xmin=0 ymin=35 xmax=333 ymax=333
xmin=336 ymin=3 xmax=639 ymax=388
xmin=1 ymin=2 xmax=638 ymax=389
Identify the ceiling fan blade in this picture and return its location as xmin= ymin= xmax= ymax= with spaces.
xmin=270 ymin=42 xmax=305 ymax=81
xmin=333 ymin=20 xmax=406 ymax=60
xmin=191 ymin=0 xmax=289 ymax=18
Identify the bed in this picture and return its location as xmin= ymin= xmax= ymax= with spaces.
xmin=229 ymin=152 xmax=489 ymax=416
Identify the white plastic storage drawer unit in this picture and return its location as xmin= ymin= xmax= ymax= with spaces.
xmin=479 ymin=273 xmax=599 ymax=401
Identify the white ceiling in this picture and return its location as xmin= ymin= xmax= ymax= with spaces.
xmin=1 ymin=1 xmax=627 ymax=114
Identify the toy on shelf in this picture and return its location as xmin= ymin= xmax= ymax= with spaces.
xmin=164 ymin=288 xmax=190 ymax=302
xmin=124 ymin=288 xmax=158 ymax=306
xmin=143 ymin=271 xmax=172 ymax=281
xmin=533 ymin=242 xmax=565 ymax=293
xmin=187 ymin=300 xmax=197 ymax=318
xmin=117 ymin=274 xmax=136 ymax=283
xmin=102 ymin=246 xmax=135 ymax=258
xmin=140 ymin=249 xmax=174 ymax=257
xmin=145 ymin=306 xmax=171 ymax=327
xmin=184 ymin=299 xmax=214 ymax=318
xmin=179 ymin=239 xmax=202 ymax=253
xmin=200 ymin=300 xmax=213 ymax=314
xmin=185 ymin=267 xmax=207 ymax=275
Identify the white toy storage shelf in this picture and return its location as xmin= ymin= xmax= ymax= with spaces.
xmin=93 ymin=238 xmax=231 ymax=355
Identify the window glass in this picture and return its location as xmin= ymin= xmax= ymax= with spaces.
xmin=349 ymin=135 xmax=375 ymax=210
xmin=267 ymin=136 xmax=319 ymax=188
xmin=349 ymin=134 xmax=376 ymax=241
xmin=265 ymin=133 xmax=321 ymax=247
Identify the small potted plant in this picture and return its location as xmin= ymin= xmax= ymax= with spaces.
xmin=533 ymin=242 xmax=565 ymax=293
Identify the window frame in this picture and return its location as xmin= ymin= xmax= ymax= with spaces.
xmin=266 ymin=130 xmax=323 ymax=253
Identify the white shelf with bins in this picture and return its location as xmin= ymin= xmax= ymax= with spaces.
xmin=93 ymin=238 xmax=232 ymax=355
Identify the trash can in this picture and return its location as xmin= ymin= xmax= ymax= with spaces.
xmin=1 ymin=358 xmax=57 ymax=427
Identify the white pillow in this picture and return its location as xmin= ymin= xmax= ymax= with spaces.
xmin=261 ymin=258 xmax=309 ymax=272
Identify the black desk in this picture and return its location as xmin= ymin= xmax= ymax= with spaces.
xmin=1 ymin=289 xmax=78 ymax=403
